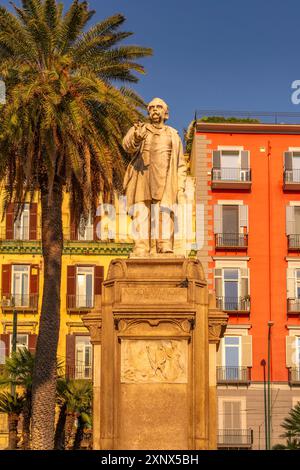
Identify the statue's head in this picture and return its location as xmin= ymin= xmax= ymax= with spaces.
xmin=147 ymin=97 xmax=169 ymax=124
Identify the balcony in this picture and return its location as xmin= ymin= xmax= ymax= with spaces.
xmin=211 ymin=168 xmax=251 ymax=190
xmin=216 ymin=296 xmax=250 ymax=315
xmin=287 ymin=298 xmax=300 ymax=315
xmin=217 ymin=366 xmax=251 ymax=385
xmin=65 ymin=364 xmax=92 ymax=380
xmin=288 ymin=234 xmax=300 ymax=250
xmin=66 ymin=294 xmax=101 ymax=312
xmin=217 ymin=429 xmax=253 ymax=449
xmin=288 ymin=368 xmax=300 ymax=385
xmin=284 ymin=169 xmax=300 ymax=190
xmin=215 ymin=233 xmax=248 ymax=250
xmin=1 ymin=294 xmax=38 ymax=312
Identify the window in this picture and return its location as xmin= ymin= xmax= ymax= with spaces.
xmin=212 ymin=149 xmax=250 ymax=182
xmin=76 ymin=267 xmax=94 ymax=308
xmin=214 ymin=204 xmax=248 ymax=248
xmin=297 ymin=337 xmax=300 ymax=367
xmin=215 ymin=267 xmax=250 ymax=311
xmin=14 ymin=204 xmax=29 ymax=240
xmin=223 ymin=336 xmax=241 ymax=380
xmin=9 ymin=334 xmax=28 ymax=355
xmin=285 ymin=151 xmax=300 ymax=182
xmin=219 ymin=400 xmax=244 ymax=446
xmin=78 ymin=214 xmax=94 ymax=241
xmin=12 ymin=265 xmax=29 ymax=307
xmin=75 ymin=336 xmax=92 ymax=379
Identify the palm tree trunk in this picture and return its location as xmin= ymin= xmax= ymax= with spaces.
xmin=54 ymin=403 xmax=67 ymax=450
xmin=72 ymin=415 xmax=84 ymax=450
xmin=64 ymin=412 xmax=77 ymax=450
xmin=21 ymin=392 xmax=31 ymax=449
xmin=8 ymin=413 xmax=19 ymax=450
xmin=31 ymin=183 xmax=63 ymax=450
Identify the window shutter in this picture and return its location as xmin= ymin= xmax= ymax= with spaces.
xmin=214 ymin=268 xmax=222 ymax=298
xmin=241 ymin=151 xmax=249 ymax=169
xmin=286 ymin=206 xmax=295 ymax=235
xmin=28 ymin=334 xmax=37 ymax=354
xmin=5 ymin=203 xmax=14 ymax=240
xmin=70 ymin=212 xmax=77 ymax=241
xmin=30 ymin=265 xmax=39 ymax=294
xmin=67 ymin=266 xmax=76 ymax=309
xmin=94 ymin=266 xmax=104 ymax=295
xmin=30 ymin=265 xmax=39 ymax=309
xmin=287 ymin=268 xmax=295 ymax=298
xmin=286 ymin=336 xmax=297 ymax=368
xmin=223 ymin=401 xmax=241 ymax=429
xmin=1 ymin=265 xmax=11 ymax=297
xmin=284 ymin=151 xmax=293 ymax=170
xmin=240 ymin=268 xmax=249 ymax=297
xmin=213 ymin=150 xmax=221 ymax=168
xmin=0 ymin=334 xmax=9 ymax=361
xmin=94 ymin=212 xmax=101 ymax=241
xmin=239 ymin=205 xmax=248 ymax=231
xmin=242 ymin=335 xmax=252 ymax=367
xmin=214 ymin=205 xmax=223 ymax=234
xmin=29 ymin=203 xmax=37 ymax=240
xmin=232 ymin=402 xmax=241 ymax=429
xmin=66 ymin=335 xmax=76 ymax=379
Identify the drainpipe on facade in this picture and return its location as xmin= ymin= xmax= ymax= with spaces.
xmin=267 ymin=141 xmax=273 ymax=450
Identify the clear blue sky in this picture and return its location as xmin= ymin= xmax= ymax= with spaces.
xmin=3 ymin=0 xmax=300 ymax=134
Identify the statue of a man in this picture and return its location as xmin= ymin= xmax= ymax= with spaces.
xmin=122 ymin=98 xmax=187 ymax=256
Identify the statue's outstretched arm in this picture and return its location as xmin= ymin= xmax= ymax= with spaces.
xmin=122 ymin=126 xmax=142 ymax=155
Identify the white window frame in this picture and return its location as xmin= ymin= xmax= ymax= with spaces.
xmin=11 ymin=265 xmax=30 ymax=307
xmin=297 ymin=337 xmax=300 ymax=366
xmin=13 ymin=204 xmax=30 ymax=240
xmin=75 ymin=335 xmax=92 ymax=379
xmin=222 ymin=335 xmax=241 ymax=368
xmin=76 ymin=266 xmax=94 ymax=308
xmin=9 ymin=333 xmax=28 ymax=355
xmin=295 ymin=270 xmax=300 ymax=299
xmin=78 ymin=213 xmax=94 ymax=241
xmin=222 ymin=268 xmax=240 ymax=299
xmin=218 ymin=396 xmax=247 ymax=431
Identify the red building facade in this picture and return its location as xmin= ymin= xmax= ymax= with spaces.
xmin=191 ymin=121 xmax=300 ymax=449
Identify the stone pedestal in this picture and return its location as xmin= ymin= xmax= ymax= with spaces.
xmin=83 ymin=257 xmax=227 ymax=450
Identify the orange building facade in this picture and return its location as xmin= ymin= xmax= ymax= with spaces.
xmin=191 ymin=121 xmax=300 ymax=449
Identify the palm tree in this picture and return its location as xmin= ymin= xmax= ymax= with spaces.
xmin=55 ymin=378 xmax=92 ymax=450
xmin=0 ymin=391 xmax=24 ymax=449
xmin=273 ymin=401 xmax=300 ymax=450
xmin=0 ymin=0 xmax=152 ymax=449
xmin=0 ymin=348 xmax=34 ymax=449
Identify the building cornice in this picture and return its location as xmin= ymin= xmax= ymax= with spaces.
xmin=196 ymin=122 xmax=300 ymax=135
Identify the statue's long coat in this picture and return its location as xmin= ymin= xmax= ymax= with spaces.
xmin=122 ymin=124 xmax=187 ymax=208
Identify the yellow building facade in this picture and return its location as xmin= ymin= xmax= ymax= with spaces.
xmin=0 ymin=171 xmax=195 ymax=447
xmin=0 ymin=193 xmax=133 ymax=447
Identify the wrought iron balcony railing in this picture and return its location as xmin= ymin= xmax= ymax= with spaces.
xmin=284 ymin=169 xmax=300 ymax=184
xmin=217 ymin=366 xmax=251 ymax=384
xmin=216 ymin=296 xmax=250 ymax=313
xmin=215 ymin=233 xmax=248 ymax=249
xmin=66 ymin=294 xmax=95 ymax=310
xmin=217 ymin=429 xmax=253 ymax=448
xmin=65 ymin=365 xmax=92 ymax=380
xmin=288 ymin=368 xmax=300 ymax=385
xmin=1 ymin=294 xmax=38 ymax=310
xmin=287 ymin=298 xmax=300 ymax=314
xmin=288 ymin=234 xmax=300 ymax=250
xmin=212 ymin=168 xmax=251 ymax=182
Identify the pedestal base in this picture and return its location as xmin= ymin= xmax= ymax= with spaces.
xmin=83 ymin=257 xmax=228 ymax=450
